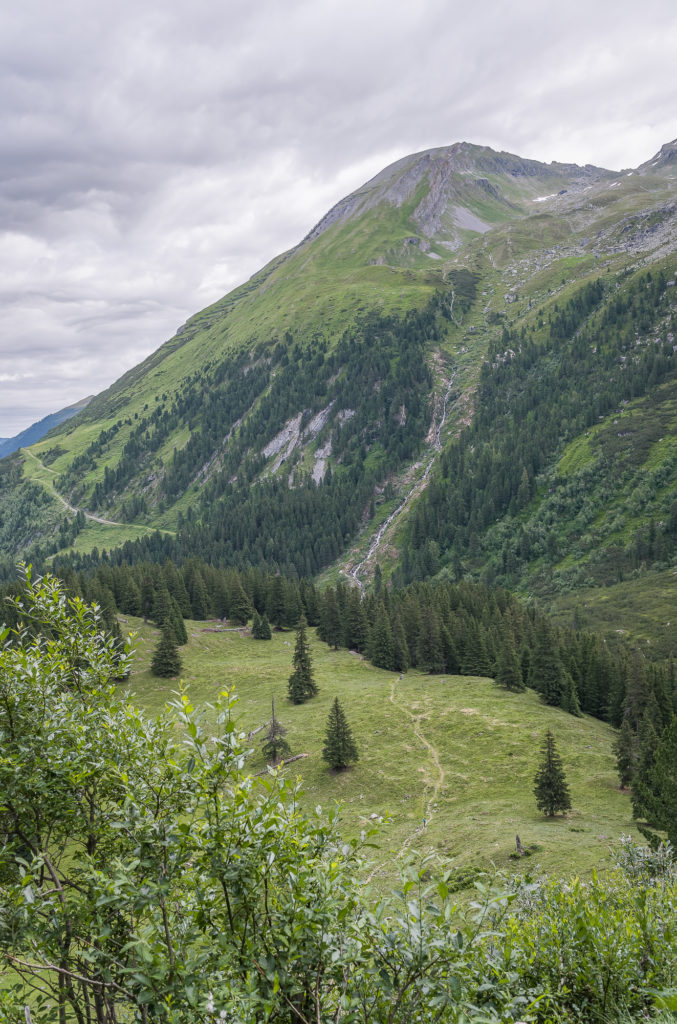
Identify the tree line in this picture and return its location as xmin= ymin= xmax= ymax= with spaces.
xmin=4 ymin=554 xmax=674 ymax=841
xmin=4 ymin=558 xmax=674 ymax=734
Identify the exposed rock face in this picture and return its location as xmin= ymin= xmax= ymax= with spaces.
xmin=303 ymin=403 xmax=335 ymax=439
xmin=312 ymin=441 xmax=332 ymax=483
xmin=300 ymin=141 xmax=611 ymax=249
xmin=263 ymin=413 xmax=303 ymax=473
xmin=261 ymin=403 xmax=338 ymax=478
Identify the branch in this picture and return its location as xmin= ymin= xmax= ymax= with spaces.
xmin=6 ymin=954 xmax=135 ymax=1001
xmin=251 ymin=958 xmax=312 ymax=1024
xmin=255 ymin=753 xmax=308 ymax=776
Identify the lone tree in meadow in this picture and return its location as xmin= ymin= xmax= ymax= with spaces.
xmin=534 ymin=729 xmax=571 ymax=817
xmin=150 ymin=623 xmax=182 ymax=678
xmin=322 ymin=697 xmax=359 ymax=771
xmin=252 ymin=610 xmax=272 ymax=640
xmin=261 ymin=696 xmax=291 ymax=765
xmin=288 ymin=616 xmax=317 ymax=704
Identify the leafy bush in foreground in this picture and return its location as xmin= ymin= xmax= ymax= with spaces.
xmin=0 ymin=571 xmax=675 ymax=1022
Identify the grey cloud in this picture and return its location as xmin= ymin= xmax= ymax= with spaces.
xmin=0 ymin=0 xmax=675 ymax=433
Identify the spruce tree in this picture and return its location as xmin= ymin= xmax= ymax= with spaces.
xmin=288 ymin=616 xmax=317 ymax=704
xmin=439 ymin=622 xmax=458 ymax=674
xmin=283 ymin=585 xmax=302 ymax=630
xmin=533 ymin=729 xmax=571 ymax=817
xmin=319 ymin=589 xmax=342 ymax=650
xmin=560 ymin=671 xmax=582 ymax=717
xmin=322 ymin=697 xmax=359 ymax=771
xmin=495 ymin=631 xmax=524 ymax=691
xmin=614 ymin=717 xmax=637 ymax=788
xmin=170 ymin=597 xmax=187 ymax=644
xmin=152 ymin=585 xmax=173 ymax=627
xmin=151 ymin=624 xmax=182 ymax=678
xmin=188 ymin=570 xmax=209 ymax=620
xmin=252 ymin=611 xmax=272 ymax=640
xmin=391 ymin=612 xmax=410 ymax=673
xmin=266 ymin=575 xmax=286 ymax=629
xmin=631 ymin=714 xmax=660 ymax=822
xmin=261 ymin=696 xmax=291 ymax=765
xmin=140 ymin=575 xmax=154 ymax=624
xmin=227 ymin=576 xmax=253 ymax=626
xmin=530 ymin=619 xmax=567 ymax=707
xmin=168 ymin=608 xmax=187 ymax=646
xmin=416 ymin=608 xmax=444 ymax=674
xmin=460 ymin=619 xmax=491 ymax=677
xmin=647 ymin=717 xmax=677 ymax=845
xmin=369 ymin=604 xmax=395 ymax=670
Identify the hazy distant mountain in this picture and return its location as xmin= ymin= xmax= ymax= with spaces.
xmin=0 ymin=396 xmax=92 ymax=460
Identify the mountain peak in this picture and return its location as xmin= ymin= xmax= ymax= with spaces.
xmin=638 ymin=138 xmax=677 ymax=174
xmin=302 ymin=141 xmax=610 ymax=251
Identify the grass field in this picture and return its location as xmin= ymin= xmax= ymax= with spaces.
xmin=549 ymin=567 xmax=677 ymax=658
xmin=123 ymin=616 xmax=640 ymax=888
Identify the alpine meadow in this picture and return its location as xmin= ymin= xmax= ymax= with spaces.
xmin=1 ymin=137 xmax=677 ymax=1023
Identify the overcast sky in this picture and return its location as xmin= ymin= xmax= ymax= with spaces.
xmin=1 ymin=0 xmax=675 ymax=436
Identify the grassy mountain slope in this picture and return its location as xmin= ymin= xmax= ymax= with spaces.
xmin=125 ymin=610 xmax=639 ymax=884
xmin=0 ymin=139 xmax=675 ymax=655
xmin=124 ymin=616 xmax=640 ymax=884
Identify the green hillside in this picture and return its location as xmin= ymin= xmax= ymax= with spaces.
xmin=124 ymin=616 xmax=640 ymax=884
xmin=3 ymin=570 xmax=675 ymax=1024
xmin=2 ymin=134 xmax=677 ymax=1024
xmin=0 ymin=139 xmax=675 ymax=662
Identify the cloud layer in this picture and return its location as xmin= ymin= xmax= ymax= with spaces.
xmin=1 ymin=0 xmax=675 ymax=434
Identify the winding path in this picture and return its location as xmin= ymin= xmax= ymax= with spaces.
xmin=23 ymin=447 xmax=132 ymax=527
xmin=390 ymin=678 xmax=446 ymax=854
xmin=365 ymin=678 xmax=446 ymax=882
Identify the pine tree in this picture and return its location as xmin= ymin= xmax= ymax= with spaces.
xmin=227 ymin=576 xmax=253 ymax=626
xmin=151 ymin=624 xmax=182 ymax=678
xmin=168 ymin=605 xmax=188 ymax=646
xmin=647 ymin=717 xmax=677 ymax=845
xmin=460 ymin=619 xmax=491 ymax=677
xmin=391 ymin=612 xmax=410 ymax=673
xmin=495 ymin=630 xmax=524 ymax=691
xmin=252 ymin=611 xmax=272 ymax=640
xmin=288 ymin=616 xmax=317 ymax=704
xmin=614 ymin=717 xmax=637 ymax=788
xmin=322 ymin=697 xmax=359 ymax=771
xmin=530 ymin=618 xmax=567 ymax=707
xmin=368 ymin=604 xmax=395 ymax=670
xmin=533 ymin=729 xmax=571 ymax=817
xmin=261 ymin=696 xmax=291 ymax=765
xmin=319 ymin=589 xmax=342 ymax=650
xmin=266 ymin=575 xmax=286 ymax=629
xmin=416 ymin=608 xmax=444 ymax=674
xmin=631 ymin=714 xmax=660 ymax=822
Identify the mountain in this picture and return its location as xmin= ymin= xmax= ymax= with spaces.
xmin=0 ymin=138 xmax=675 ymax=648
xmin=0 ymin=396 xmax=93 ymax=460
